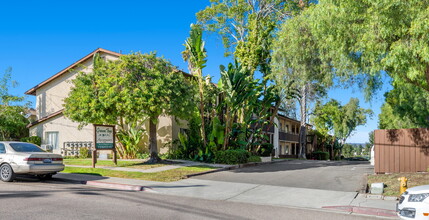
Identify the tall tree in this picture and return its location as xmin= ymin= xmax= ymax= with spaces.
xmin=378 ymin=103 xmax=421 ymax=130
xmin=368 ymin=131 xmax=374 ymax=146
xmin=198 ymin=0 xmax=316 ymax=157
xmin=196 ymin=0 xmax=305 ymax=154
xmin=198 ymin=0 xmax=303 ymax=133
xmin=378 ymin=83 xmax=429 ymax=129
xmin=0 ymin=68 xmax=29 ymax=141
xmin=311 ymin=98 xmax=372 ymax=157
xmin=183 ymin=24 xmax=208 ymax=148
xmin=342 ymin=144 xmax=353 ymax=158
xmin=305 ymin=0 xmax=429 ymax=99
xmin=64 ymin=53 xmax=195 ymax=162
xmin=197 ymin=0 xmax=307 ymax=74
xmin=272 ymin=9 xmax=331 ymax=158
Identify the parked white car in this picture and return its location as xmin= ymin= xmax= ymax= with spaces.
xmin=397 ymin=185 xmax=429 ymax=220
xmin=0 ymin=141 xmax=64 ymax=182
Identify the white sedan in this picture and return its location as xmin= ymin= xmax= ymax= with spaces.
xmin=397 ymin=185 xmax=429 ymax=220
xmin=0 ymin=141 xmax=64 ymax=182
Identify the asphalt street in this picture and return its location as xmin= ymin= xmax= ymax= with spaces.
xmin=0 ymin=176 xmax=384 ymax=220
xmin=193 ymin=160 xmax=373 ymax=192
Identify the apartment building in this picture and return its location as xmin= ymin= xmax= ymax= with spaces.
xmin=25 ymin=48 xmax=314 ymax=157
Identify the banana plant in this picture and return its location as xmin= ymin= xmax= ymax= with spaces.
xmin=218 ymin=61 xmax=258 ymax=150
xmin=182 ymin=24 xmax=208 ymax=148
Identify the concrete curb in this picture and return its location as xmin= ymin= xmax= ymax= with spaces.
xmin=185 ymin=160 xmax=284 ymax=178
xmin=85 ymin=180 xmax=147 ymax=191
xmin=362 ymin=194 xmax=398 ymax=201
xmin=322 ymin=206 xmax=397 ymax=218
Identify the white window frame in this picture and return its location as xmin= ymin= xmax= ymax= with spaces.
xmin=46 ymin=132 xmax=59 ymax=150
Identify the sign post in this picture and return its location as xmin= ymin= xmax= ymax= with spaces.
xmin=93 ymin=124 xmax=116 ymax=168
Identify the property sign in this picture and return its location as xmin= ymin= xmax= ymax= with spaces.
xmin=94 ymin=125 xmax=115 ymax=150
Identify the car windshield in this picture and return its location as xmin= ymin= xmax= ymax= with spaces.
xmin=9 ymin=143 xmax=45 ymax=152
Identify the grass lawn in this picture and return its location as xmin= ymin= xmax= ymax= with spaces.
xmin=367 ymin=173 xmax=429 ymax=197
xmin=63 ymin=159 xmax=165 ymax=170
xmin=61 ymin=166 xmax=215 ymax=182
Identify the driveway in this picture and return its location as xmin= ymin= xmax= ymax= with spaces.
xmin=193 ymin=160 xmax=373 ymax=192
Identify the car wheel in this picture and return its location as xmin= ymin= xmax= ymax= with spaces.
xmin=37 ymin=174 xmax=53 ymax=180
xmin=0 ymin=164 xmax=15 ymax=182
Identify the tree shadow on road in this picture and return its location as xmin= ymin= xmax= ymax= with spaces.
xmin=228 ymin=160 xmax=372 ymax=174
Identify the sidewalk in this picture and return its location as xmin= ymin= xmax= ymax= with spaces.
xmin=54 ymin=172 xmax=398 ymax=219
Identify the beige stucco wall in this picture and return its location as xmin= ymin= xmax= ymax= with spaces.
xmin=29 ymin=114 xmax=93 ymax=154
xmin=30 ymin=52 xmax=188 ymax=156
xmin=278 ymin=118 xmax=300 ymax=134
xmin=156 ymin=115 xmax=173 ymax=154
xmin=31 ymin=52 xmax=120 ymax=154
xmin=30 ymin=114 xmax=184 ymax=155
xmin=136 ymin=116 xmax=188 ymax=154
xmin=172 ymin=117 xmax=188 ymax=141
xmin=35 ymin=60 xmax=89 ymax=118
xmin=35 ymin=52 xmax=119 ymax=119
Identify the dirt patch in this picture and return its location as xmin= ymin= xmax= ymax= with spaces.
xmin=367 ymin=172 xmax=429 ymax=196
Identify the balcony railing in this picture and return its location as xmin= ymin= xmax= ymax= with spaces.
xmin=279 ymin=132 xmax=299 ymax=142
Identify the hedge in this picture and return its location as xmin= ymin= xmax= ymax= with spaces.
xmin=214 ymin=149 xmax=249 ymax=164
xmin=312 ymin=151 xmax=329 ymax=160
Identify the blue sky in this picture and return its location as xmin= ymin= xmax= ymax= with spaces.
xmin=0 ymin=0 xmax=389 ymax=143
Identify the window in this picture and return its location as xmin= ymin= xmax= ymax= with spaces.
xmin=280 ymin=123 xmax=283 ymax=132
xmin=9 ymin=143 xmax=44 ymax=152
xmin=286 ymin=125 xmax=289 ymax=133
xmin=0 ymin=143 xmax=5 ymax=154
xmin=46 ymin=132 xmax=59 ymax=150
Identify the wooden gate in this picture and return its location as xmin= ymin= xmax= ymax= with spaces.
xmin=374 ymin=128 xmax=429 ymax=173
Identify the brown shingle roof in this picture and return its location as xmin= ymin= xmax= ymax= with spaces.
xmin=27 ymin=109 xmax=63 ymax=128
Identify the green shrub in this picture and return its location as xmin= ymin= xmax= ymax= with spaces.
xmin=79 ymin=147 xmax=90 ymax=159
xmin=137 ymin=153 xmax=150 ymax=159
xmin=334 ymin=156 xmax=345 ymax=160
xmin=312 ymin=151 xmax=329 ymax=160
xmin=20 ymin=136 xmax=42 ymax=146
xmin=159 ymin=153 xmax=170 ymax=160
xmin=248 ymin=155 xmax=262 ymax=163
xmin=214 ymin=149 xmax=249 ymax=164
xmin=257 ymin=143 xmax=273 ymax=156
